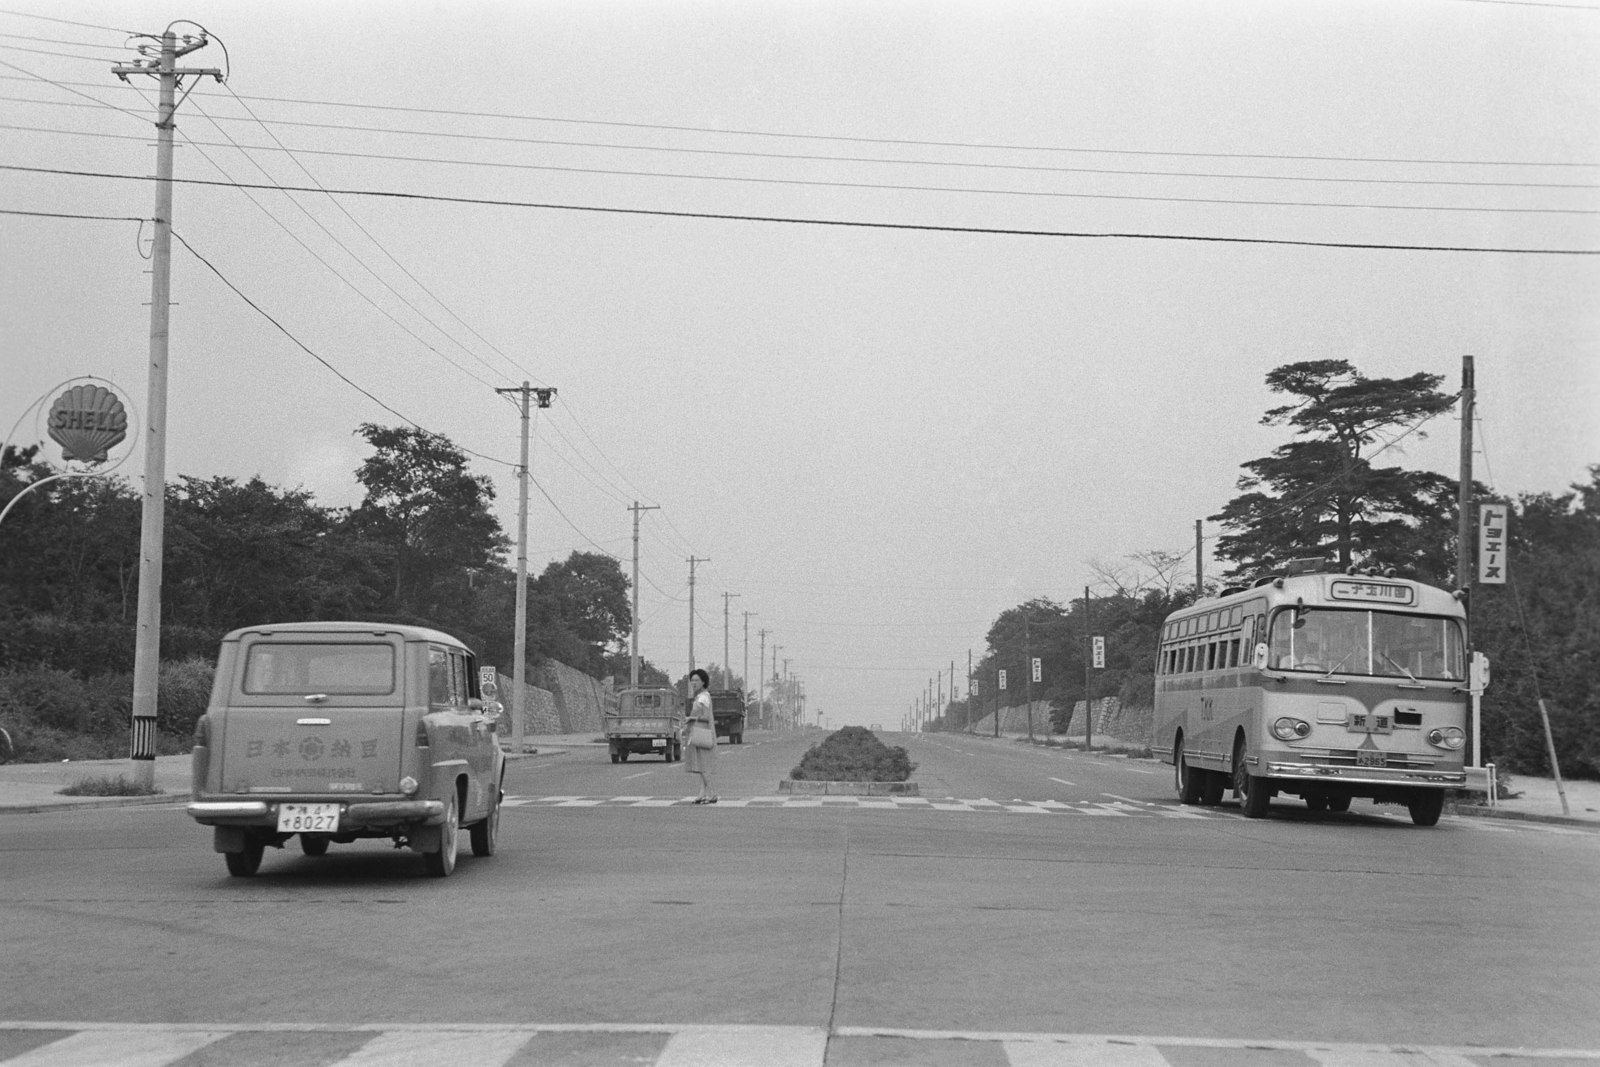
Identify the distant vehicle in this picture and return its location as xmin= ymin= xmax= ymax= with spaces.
xmin=870 ymin=723 xmax=883 ymax=731
xmin=187 ymin=622 xmax=506 ymax=878
xmin=1153 ymin=559 xmax=1472 ymax=826
xmin=606 ymin=686 xmax=684 ymax=763
xmin=710 ymin=689 xmax=746 ymax=744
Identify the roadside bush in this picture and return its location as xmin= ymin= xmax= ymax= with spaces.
xmin=0 ymin=661 xmax=210 ymax=762
xmin=790 ymin=726 xmax=916 ymax=782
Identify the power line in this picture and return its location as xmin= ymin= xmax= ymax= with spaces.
xmin=8 ymin=72 xmax=1600 ymax=170
xmin=6 ymin=165 xmax=1595 ymax=254
xmin=0 ymin=206 xmax=143 ymax=222
xmin=8 ymin=124 xmax=1596 ymax=214
xmin=11 ymin=95 xmax=1594 ymax=192
xmin=0 ymin=7 xmax=139 ymax=34
xmin=180 ymin=85 xmax=1600 ymax=170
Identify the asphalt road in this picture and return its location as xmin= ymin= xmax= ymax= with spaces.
xmin=2 ymin=729 xmax=1598 ymax=1063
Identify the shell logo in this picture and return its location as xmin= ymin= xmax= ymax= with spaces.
xmin=48 ymin=384 xmax=128 ymax=464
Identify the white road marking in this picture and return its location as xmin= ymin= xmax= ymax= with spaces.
xmin=328 ymin=1030 xmax=532 ymax=1067
xmin=4 ymin=1030 xmax=228 ymax=1067
xmin=655 ymin=1025 xmax=827 ymax=1067
xmin=1005 ymin=1038 xmax=1170 ymax=1066
xmin=1049 ymin=777 xmax=1076 ymax=787
xmin=622 ymin=771 xmax=655 ymax=780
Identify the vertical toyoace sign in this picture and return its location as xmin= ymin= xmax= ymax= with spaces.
xmin=1092 ymin=636 xmax=1105 ymax=669
xmin=1478 ymin=504 xmax=1508 ymax=584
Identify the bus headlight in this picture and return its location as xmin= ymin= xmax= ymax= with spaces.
xmin=1427 ymin=726 xmax=1466 ymax=751
xmin=1272 ymin=717 xmax=1312 ymax=740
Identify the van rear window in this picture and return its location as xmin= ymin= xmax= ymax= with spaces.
xmin=243 ymin=643 xmax=396 ymax=695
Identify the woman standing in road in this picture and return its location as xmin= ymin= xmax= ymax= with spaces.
xmin=684 ymin=668 xmax=717 ymax=804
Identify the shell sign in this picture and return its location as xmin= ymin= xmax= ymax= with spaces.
xmin=48 ymin=384 xmax=128 ymax=463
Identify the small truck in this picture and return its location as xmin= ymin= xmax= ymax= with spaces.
xmin=606 ymin=686 xmax=684 ymax=763
xmin=711 ymin=689 xmax=747 ymax=745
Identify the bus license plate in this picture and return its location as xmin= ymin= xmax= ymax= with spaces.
xmin=278 ymin=803 xmax=340 ymax=832
xmin=1356 ymin=751 xmax=1387 ymax=768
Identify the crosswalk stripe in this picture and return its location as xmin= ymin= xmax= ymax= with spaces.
xmin=1004 ymin=1040 xmax=1171 ymax=1066
xmin=654 ymin=1026 xmax=827 ymax=1067
xmin=326 ymin=1030 xmax=533 ymax=1067
xmin=3 ymin=1030 xmax=227 ymax=1067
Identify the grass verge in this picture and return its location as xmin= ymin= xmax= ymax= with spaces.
xmin=57 ymin=774 xmax=164 ymax=797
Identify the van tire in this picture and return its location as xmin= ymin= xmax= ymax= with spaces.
xmin=300 ymin=834 xmax=330 ymax=856
xmin=470 ymin=787 xmax=500 ymax=857
xmin=225 ymin=837 xmax=265 ymax=877
xmin=424 ymin=794 xmax=459 ymax=877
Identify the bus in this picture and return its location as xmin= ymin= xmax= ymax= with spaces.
xmin=1152 ymin=558 xmax=1469 ymax=826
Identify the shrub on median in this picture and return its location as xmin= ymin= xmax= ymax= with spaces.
xmin=790 ymin=726 xmax=916 ymax=782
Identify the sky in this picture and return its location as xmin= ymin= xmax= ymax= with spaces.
xmin=2 ymin=0 xmax=1597 ymax=730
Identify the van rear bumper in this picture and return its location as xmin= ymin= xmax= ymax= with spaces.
xmin=188 ymin=798 xmax=446 ymax=828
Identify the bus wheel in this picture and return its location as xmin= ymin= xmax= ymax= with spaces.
xmin=1200 ymin=772 xmax=1225 ymax=806
xmin=1305 ymin=794 xmax=1328 ymax=813
xmin=1175 ymin=741 xmax=1202 ymax=805
xmin=1234 ymin=741 xmax=1271 ymax=818
xmin=1407 ymin=791 xmax=1444 ymax=827
xmin=1327 ymin=795 xmax=1351 ymax=813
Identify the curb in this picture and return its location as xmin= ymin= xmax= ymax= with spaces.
xmin=0 ymin=791 xmax=186 ymax=814
xmin=1451 ymin=803 xmax=1600 ymax=830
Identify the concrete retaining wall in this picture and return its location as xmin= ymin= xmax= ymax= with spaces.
xmin=495 ymin=657 xmax=619 ymax=736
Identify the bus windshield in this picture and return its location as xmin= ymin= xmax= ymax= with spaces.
xmin=1267 ymin=608 xmax=1465 ymax=681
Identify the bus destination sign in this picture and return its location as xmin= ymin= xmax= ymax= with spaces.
xmin=1328 ymin=579 xmax=1415 ymax=606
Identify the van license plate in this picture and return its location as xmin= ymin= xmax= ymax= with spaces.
xmin=278 ymin=803 xmax=340 ymax=832
xmin=1355 ymin=751 xmax=1387 ymax=768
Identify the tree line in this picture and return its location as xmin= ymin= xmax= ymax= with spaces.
xmin=936 ymin=361 xmax=1599 ymax=780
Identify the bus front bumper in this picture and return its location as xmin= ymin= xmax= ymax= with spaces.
xmin=1264 ymin=762 xmax=1465 ymax=788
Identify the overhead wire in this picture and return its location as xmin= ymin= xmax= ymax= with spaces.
xmin=0 ymin=8 xmax=139 ymax=34
xmin=13 ymin=92 xmax=1595 ymax=192
xmin=5 ymin=166 xmax=1593 ymax=254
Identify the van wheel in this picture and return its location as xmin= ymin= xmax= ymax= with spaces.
xmin=1175 ymin=740 xmax=1202 ymax=805
xmin=424 ymin=794 xmax=459 ymax=877
xmin=470 ymin=787 xmax=500 ymax=857
xmin=225 ymin=837 xmax=265 ymax=877
xmin=1407 ymin=791 xmax=1445 ymax=827
xmin=299 ymin=834 xmax=330 ymax=856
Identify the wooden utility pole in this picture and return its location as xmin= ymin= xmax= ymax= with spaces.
xmin=722 ymin=591 xmax=740 ymax=688
xmin=113 ymin=29 xmax=221 ymax=788
xmin=686 ymin=556 xmax=710 ymax=679
xmin=1084 ymin=585 xmax=1094 ymax=751
xmin=495 ymin=383 xmax=555 ymax=754
xmin=1456 ymin=356 xmax=1475 ymax=592
xmin=627 ymin=502 xmax=659 ymax=686
xmin=742 ymin=610 xmax=755 ymax=711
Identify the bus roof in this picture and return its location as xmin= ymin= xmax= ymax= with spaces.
xmin=1167 ymin=571 xmax=1464 ymax=623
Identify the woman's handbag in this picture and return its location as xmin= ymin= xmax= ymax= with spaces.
xmin=688 ymin=720 xmax=716 ymax=750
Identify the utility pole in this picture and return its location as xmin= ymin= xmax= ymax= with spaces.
xmin=113 ymin=30 xmax=221 ymax=788
xmin=1195 ymin=520 xmax=1204 ymax=597
xmin=1084 ymin=585 xmax=1094 ymax=751
xmin=1024 ymin=612 xmax=1034 ymax=742
xmin=966 ymin=649 xmax=973 ymax=734
xmin=758 ymin=629 xmax=770 ymax=728
xmin=687 ymin=556 xmax=710 ymax=680
xmin=742 ymin=611 xmax=755 ymax=708
xmin=722 ymin=591 xmax=741 ymax=688
xmin=1456 ymin=356 xmax=1475 ymax=594
xmin=771 ymin=645 xmax=783 ymax=726
xmin=626 ymin=502 xmax=659 ymax=686
xmin=495 ymin=382 xmax=556 ymax=754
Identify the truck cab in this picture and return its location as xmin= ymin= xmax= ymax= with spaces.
xmin=710 ymin=689 xmax=746 ymax=745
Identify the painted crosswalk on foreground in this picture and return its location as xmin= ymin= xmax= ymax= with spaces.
xmin=2 ymin=1024 xmax=1598 ymax=1067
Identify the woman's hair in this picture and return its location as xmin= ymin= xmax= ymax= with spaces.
xmin=690 ymin=668 xmax=710 ymax=687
